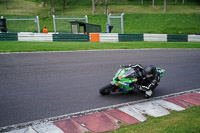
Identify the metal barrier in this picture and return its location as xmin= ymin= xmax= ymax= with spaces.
xmin=52 ymin=15 xmax=88 ymax=33
xmin=107 ymin=13 xmax=125 ymax=34
xmin=1 ymin=16 xmax=40 ymax=33
xmin=18 ymin=32 xmax=53 ymax=42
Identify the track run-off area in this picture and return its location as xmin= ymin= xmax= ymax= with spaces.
xmin=0 ymin=49 xmax=200 ymax=127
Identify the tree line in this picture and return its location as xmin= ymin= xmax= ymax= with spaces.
xmin=43 ymin=0 xmax=67 ymax=12
xmin=92 ymin=0 xmax=186 ymax=14
xmin=0 ymin=0 xmax=196 ymax=13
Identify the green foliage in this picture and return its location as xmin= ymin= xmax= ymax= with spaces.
xmin=23 ymin=0 xmax=200 ymax=6
xmin=24 ymin=0 xmax=92 ymax=6
xmin=126 ymin=0 xmax=200 ymax=5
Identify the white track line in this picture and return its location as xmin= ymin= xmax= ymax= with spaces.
xmin=0 ymin=48 xmax=200 ymax=55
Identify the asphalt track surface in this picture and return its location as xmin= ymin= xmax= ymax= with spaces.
xmin=0 ymin=49 xmax=200 ymax=127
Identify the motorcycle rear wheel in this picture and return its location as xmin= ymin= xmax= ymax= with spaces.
xmin=99 ymin=84 xmax=112 ymax=95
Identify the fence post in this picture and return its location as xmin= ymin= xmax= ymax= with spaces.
xmin=53 ymin=15 xmax=56 ymax=33
xmin=85 ymin=15 xmax=88 ymax=23
xmin=107 ymin=13 xmax=111 ymax=25
xmin=121 ymin=13 xmax=124 ymax=34
xmin=36 ymin=16 xmax=40 ymax=33
xmin=164 ymin=0 xmax=166 ymax=13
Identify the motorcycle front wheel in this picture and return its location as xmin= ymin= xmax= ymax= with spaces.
xmin=99 ymin=84 xmax=112 ymax=95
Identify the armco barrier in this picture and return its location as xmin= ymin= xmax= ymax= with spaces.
xmin=99 ymin=33 xmax=119 ymax=42
xmin=167 ymin=34 xmax=188 ymax=42
xmin=144 ymin=34 xmax=167 ymax=42
xmin=119 ymin=34 xmax=143 ymax=42
xmin=53 ymin=34 xmax=89 ymax=42
xmin=0 ymin=33 xmax=18 ymax=41
xmin=18 ymin=33 xmax=53 ymax=42
xmin=188 ymin=35 xmax=200 ymax=42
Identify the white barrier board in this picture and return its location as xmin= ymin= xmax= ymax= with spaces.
xmin=18 ymin=33 xmax=53 ymax=42
xmin=144 ymin=34 xmax=167 ymax=42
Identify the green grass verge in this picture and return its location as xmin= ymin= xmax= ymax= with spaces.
xmin=107 ymin=106 xmax=200 ymax=133
xmin=0 ymin=41 xmax=200 ymax=52
xmin=1 ymin=0 xmax=200 ymax=34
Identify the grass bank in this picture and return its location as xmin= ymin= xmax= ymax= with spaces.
xmin=0 ymin=41 xmax=200 ymax=52
xmin=1 ymin=0 xmax=200 ymax=34
xmin=107 ymin=106 xmax=200 ymax=133
xmin=2 ymin=13 xmax=200 ymax=34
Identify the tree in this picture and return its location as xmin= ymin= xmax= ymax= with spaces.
xmin=92 ymin=0 xmax=95 ymax=14
xmin=5 ymin=0 xmax=8 ymax=9
xmin=175 ymin=0 xmax=177 ymax=4
xmin=63 ymin=0 xmax=67 ymax=9
xmin=0 ymin=0 xmax=8 ymax=9
xmin=141 ymin=0 xmax=143 ymax=5
xmin=42 ymin=2 xmax=46 ymax=8
xmin=104 ymin=0 xmax=108 ymax=14
xmin=50 ymin=0 xmax=55 ymax=13
xmin=164 ymin=0 xmax=166 ymax=13
xmin=41 ymin=0 xmax=48 ymax=8
xmin=152 ymin=0 xmax=155 ymax=7
xmin=182 ymin=0 xmax=184 ymax=4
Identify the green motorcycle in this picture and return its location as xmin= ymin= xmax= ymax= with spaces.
xmin=99 ymin=65 xmax=165 ymax=97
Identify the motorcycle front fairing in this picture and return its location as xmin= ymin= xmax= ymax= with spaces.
xmin=112 ymin=67 xmax=138 ymax=91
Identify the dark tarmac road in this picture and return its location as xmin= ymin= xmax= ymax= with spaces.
xmin=0 ymin=49 xmax=200 ymax=127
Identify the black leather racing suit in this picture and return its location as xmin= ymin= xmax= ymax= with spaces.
xmin=130 ymin=64 xmax=160 ymax=92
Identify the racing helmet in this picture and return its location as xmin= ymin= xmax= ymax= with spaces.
xmin=144 ymin=65 xmax=156 ymax=78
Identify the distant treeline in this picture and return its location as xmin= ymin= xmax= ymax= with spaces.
xmin=23 ymin=0 xmax=200 ymax=6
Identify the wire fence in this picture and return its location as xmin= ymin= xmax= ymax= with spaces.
xmin=1 ymin=16 xmax=40 ymax=33
xmin=53 ymin=15 xmax=88 ymax=33
xmin=107 ymin=13 xmax=124 ymax=33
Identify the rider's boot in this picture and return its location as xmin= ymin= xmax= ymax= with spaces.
xmin=145 ymin=90 xmax=152 ymax=98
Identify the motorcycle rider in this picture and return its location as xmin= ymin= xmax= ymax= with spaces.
xmin=129 ymin=64 xmax=160 ymax=98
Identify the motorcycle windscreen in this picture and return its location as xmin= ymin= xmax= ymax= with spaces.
xmin=122 ymin=68 xmax=136 ymax=78
xmin=114 ymin=68 xmax=123 ymax=79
